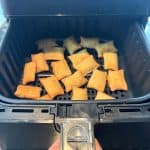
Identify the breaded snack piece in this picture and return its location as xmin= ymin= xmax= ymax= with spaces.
xmin=95 ymin=41 xmax=117 ymax=57
xmin=43 ymin=47 xmax=65 ymax=53
xmin=68 ymin=51 xmax=90 ymax=69
xmin=39 ymin=76 xmax=64 ymax=98
xmin=22 ymin=62 xmax=36 ymax=84
xmin=15 ymin=85 xmax=41 ymax=99
xmin=107 ymin=69 xmax=128 ymax=91
xmin=75 ymin=55 xmax=99 ymax=75
xmin=44 ymin=52 xmax=64 ymax=61
xmin=80 ymin=37 xmax=99 ymax=48
xmin=32 ymin=53 xmax=49 ymax=73
xmin=72 ymin=87 xmax=88 ymax=100
xmin=62 ymin=71 xmax=87 ymax=92
xmin=51 ymin=60 xmax=72 ymax=80
xmin=36 ymin=38 xmax=58 ymax=50
xmin=95 ymin=92 xmax=115 ymax=100
xmin=87 ymin=69 xmax=107 ymax=92
xmin=103 ymin=52 xmax=118 ymax=70
xmin=63 ymin=36 xmax=81 ymax=54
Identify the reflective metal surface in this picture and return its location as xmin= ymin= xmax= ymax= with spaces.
xmin=60 ymin=118 xmax=94 ymax=150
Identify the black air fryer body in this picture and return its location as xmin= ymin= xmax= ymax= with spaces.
xmin=0 ymin=0 xmax=150 ymax=149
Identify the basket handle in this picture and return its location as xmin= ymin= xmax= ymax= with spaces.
xmin=58 ymin=118 xmax=95 ymax=150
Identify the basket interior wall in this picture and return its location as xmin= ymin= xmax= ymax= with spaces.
xmin=0 ymin=16 xmax=149 ymax=99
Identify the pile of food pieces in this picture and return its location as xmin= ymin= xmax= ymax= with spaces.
xmin=14 ymin=36 xmax=128 ymax=101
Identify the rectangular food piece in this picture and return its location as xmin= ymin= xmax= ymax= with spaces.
xmin=51 ymin=60 xmax=72 ymax=80
xmin=31 ymin=53 xmax=49 ymax=73
xmin=61 ymin=71 xmax=87 ymax=92
xmin=68 ymin=52 xmax=90 ymax=69
xmin=36 ymin=94 xmax=52 ymax=100
xmin=80 ymin=37 xmax=99 ymax=48
xmin=87 ymin=69 xmax=107 ymax=92
xmin=22 ymin=62 xmax=36 ymax=84
xmin=44 ymin=52 xmax=64 ymax=61
xmin=36 ymin=38 xmax=58 ymax=50
xmin=39 ymin=76 xmax=64 ymax=98
xmin=43 ymin=47 xmax=65 ymax=53
xmin=15 ymin=85 xmax=42 ymax=99
xmin=95 ymin=92 xmax=115 ymax=100
xmin=107 ymin=69 xmax=128 ymax=91
xmin=95 ymin=41 xmax=117 ymax=57
xmin=75 ymin=55 xmax=99 ymax=75
xmin=103 ymin=52 xmax=118 ymax=70
xmin=72 ymin=87 xmax=88 ymax=100
xmin=63 ymin=37 xmax=81 ymax=54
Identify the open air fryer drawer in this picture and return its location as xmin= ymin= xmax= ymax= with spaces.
xmin=0 ymin=1 xmax=150 ymax=149
xmin=0 ymin=16 xmax=149 ymax=104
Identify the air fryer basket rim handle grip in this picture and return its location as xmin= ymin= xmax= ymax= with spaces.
xmin=56 ymin=118 xmax=95 ymax=150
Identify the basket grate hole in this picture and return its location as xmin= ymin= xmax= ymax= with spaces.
xmin=114 ymin=91 xmax=118 ymax=94
xmin=105 ymin=109 xmax=112 ymax=113
xmin=121 ymin=94 xmax=125 ymax=97
xmin=12 ymin=109 xmax=34 ymax=113
xmin=0 ymin=109 xmax=5 ymax=112
xmin=119 ymin=108 xmax=140 ymax=112
xmin=41 ymin=109 xmax=49 ymax=113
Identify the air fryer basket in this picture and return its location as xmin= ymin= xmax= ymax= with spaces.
xmin=0 ymin=16 xmax=149 ymax=104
